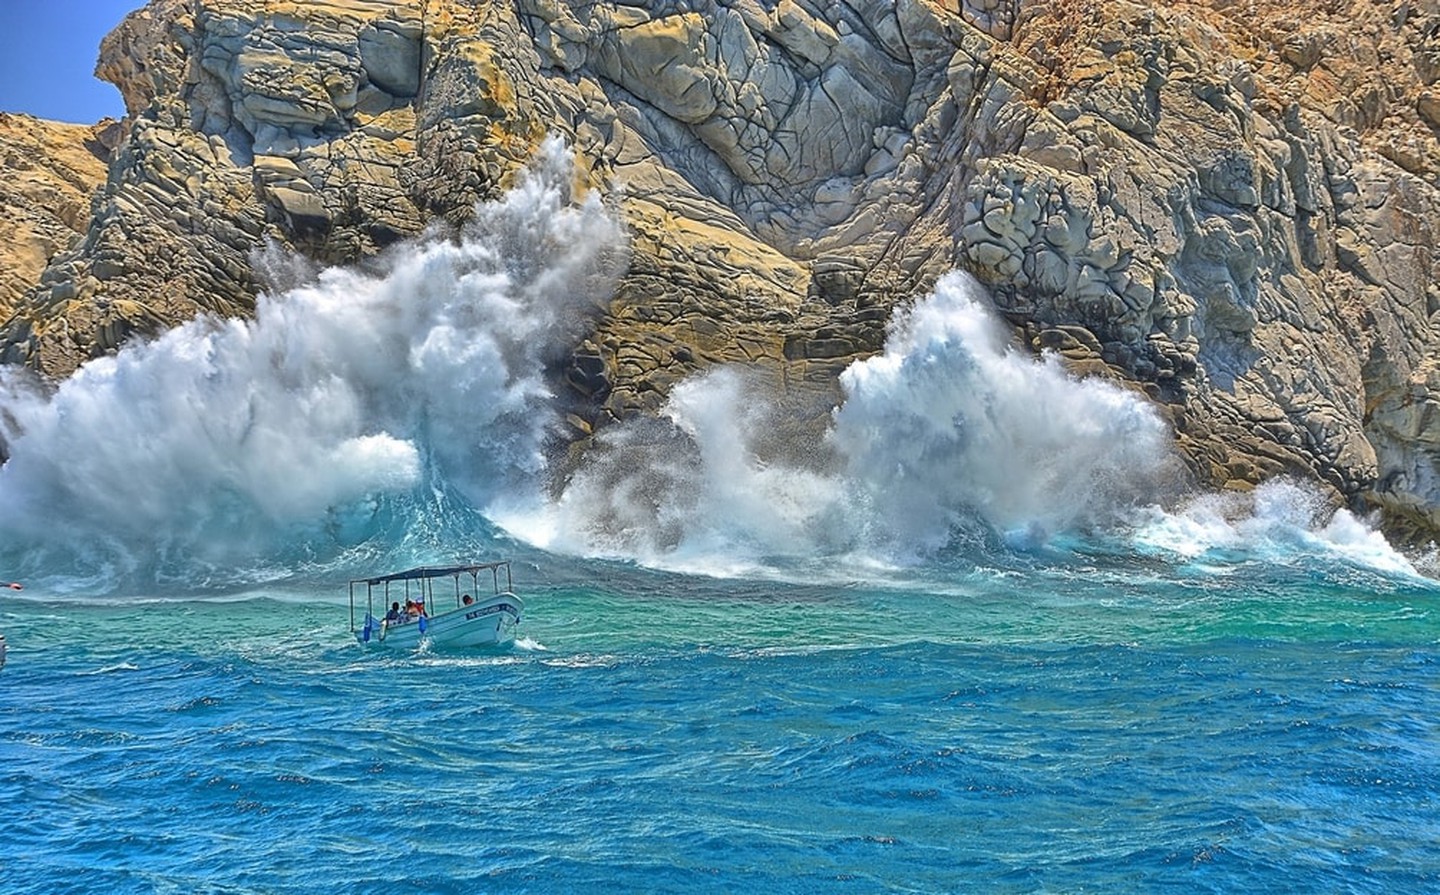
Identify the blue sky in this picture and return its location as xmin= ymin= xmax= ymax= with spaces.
xmin=0 ymin=1 xmax=143 ymax=123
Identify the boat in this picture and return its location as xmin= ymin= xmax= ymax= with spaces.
xmin=349 ymin=561 xmax=523 ymax=648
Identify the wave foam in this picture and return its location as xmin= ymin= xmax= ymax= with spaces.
xmin=0 ymin=138 xmax=626 ymax=589
xmin=1130 ymin=478 xmax=1420 ymax=578
xmin=514 ymin=271 xmax=1179 ymax=572
xmin=0 ymin=143 xmax=1419 ymax=592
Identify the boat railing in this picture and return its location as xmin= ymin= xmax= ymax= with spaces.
xmin=348 ymin=561 xmax=513 ymax=634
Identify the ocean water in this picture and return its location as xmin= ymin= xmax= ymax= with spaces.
xmin=4 ymin=551 xmax=1437 ymax=894
xmin=2 ymin=143 xmax=1437 ymax=892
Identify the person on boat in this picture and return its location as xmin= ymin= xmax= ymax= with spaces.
xmin=462 ymin=594 xmax=474 ymax=606
xmin=405 ymin=598 xmax=425 ymax=618
xmin=385 ymin=602 xmax=401 ymax=622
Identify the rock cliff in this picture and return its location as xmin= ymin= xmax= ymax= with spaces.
xmin=4 ymin=0 xmax=1440 ymax=544
xmin=0 ymin=114 xmax=117 ymax=319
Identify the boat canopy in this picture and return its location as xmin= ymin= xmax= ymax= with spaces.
xmin=352 ymin=562 xmax=511 ymax=587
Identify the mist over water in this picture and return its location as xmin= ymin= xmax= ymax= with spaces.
xmin=0 ymin=142 xmax=1423 ymax=593
xmin=520 ymin=273 xmax=1182 ymax=573
xmin=831 ymin=273 xmax=1179 ymax=549
xmin=0 ymin=139 xmax=626 ymax=591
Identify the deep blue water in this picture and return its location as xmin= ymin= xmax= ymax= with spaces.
xmin=3 ymin=556 xmax=1437 ymax=894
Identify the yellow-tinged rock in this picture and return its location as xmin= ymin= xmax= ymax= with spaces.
xmin=0 ymin=114 xmax=113 ymax=318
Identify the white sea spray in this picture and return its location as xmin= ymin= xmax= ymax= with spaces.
xmin=518 ymin=271 xmax=1427 ymax=582
xmin=519 ymin=271 xmax=1182 ymax=572
xmin=1129 ymin=478 xmax=1420 ymax=578
xmin=0 ymin=137 xmax=627 ymax=588
xmin=829 ymin=271 xmax=1178 ymax=553
xmin=0 ymin=142 xmax=1420 ymax=590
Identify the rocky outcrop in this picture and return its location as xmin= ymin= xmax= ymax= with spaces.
xmin=0 ymin=114 xmax=116 ymax=319
xmin=954 ymin=1 xmax=1440 ymax=542
xmin=4 ymin=0 xmax=1440 ymax=544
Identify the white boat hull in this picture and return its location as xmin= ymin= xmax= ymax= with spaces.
xmin=356 ymin=594 xmax=522 ymax=648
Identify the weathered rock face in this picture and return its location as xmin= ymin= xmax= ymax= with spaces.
xmin=953 ymin=1 xmax=1440 ymax=543
xmin=0 ymin=114 xmax=116 ymax=319
xmin=4 ymin=0 xmax=1440 ymax=544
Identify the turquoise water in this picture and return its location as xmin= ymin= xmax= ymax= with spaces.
xmin=4 ymin=550 xmax=1437 ymax=894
